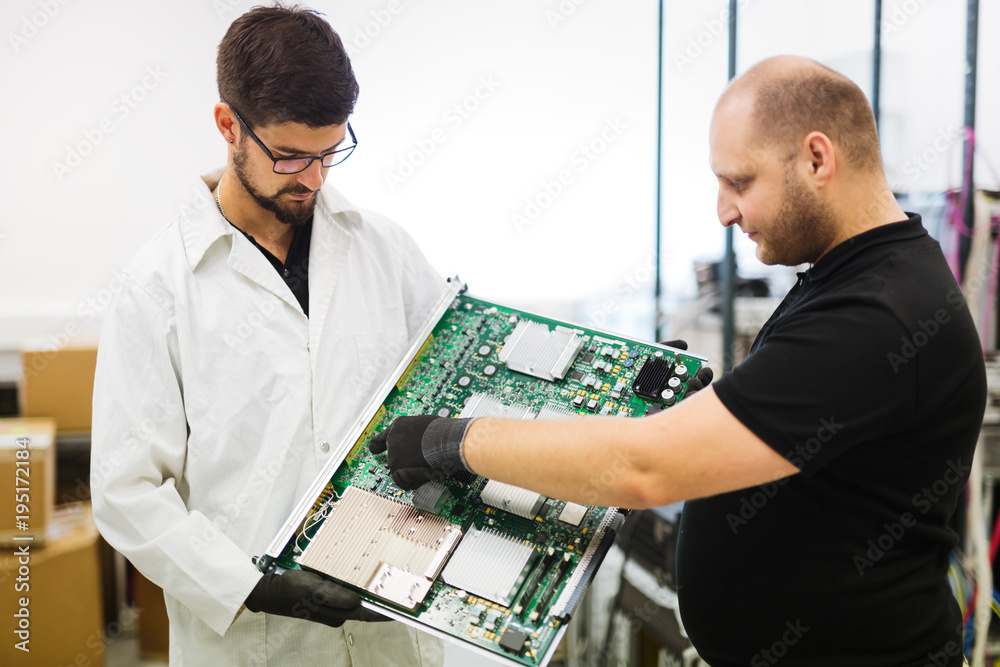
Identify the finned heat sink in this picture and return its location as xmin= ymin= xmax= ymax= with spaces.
xmin=499 ymin=321 xmax=584 ymax=382
xmin=297 ymin=486 xmax=462 ymax=609
xmin=459 ymin=393 xmax=537 ymax=420
xmin=536 ymin=403 xmax=577 ymax=421
xmin=631 ymin=356 xmax=674 ymax=400
xmin=441 ymin=525 xmax=537 ymax=607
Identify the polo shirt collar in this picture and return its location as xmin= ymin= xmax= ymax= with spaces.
xmin=803 ymin=213 xmax=925 ymax=283
xmin=179 ymin=169 xmax=362 ymax=272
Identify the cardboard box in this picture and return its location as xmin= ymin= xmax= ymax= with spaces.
xmin=21 ymin=346 xmax=98 ymax=434
xmin=0 ymin=419 xmax=55 ymax=546
xmin=0 ymin=503 xmax=105 ymax=667
xmin=134 ymin=570 xmax=170 ymax=660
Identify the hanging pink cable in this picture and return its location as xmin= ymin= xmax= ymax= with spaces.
xmin=956 ymin=127 xmax=977 ymax=237
xmin=946 ymin=127 xmax=981 ymax=286
xmin=986 ymin=217 xmax=1000 ymax=351
xmin=989 ymin=499 xmax=1000 ymax=564
xmin=962 ymin=488 xmax=1000 ymax=627
xmin=947 ymin=190 xmax=963 ymax=283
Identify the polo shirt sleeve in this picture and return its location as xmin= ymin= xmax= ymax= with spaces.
xmin=712 ymin=295 xmax=915 ymax=476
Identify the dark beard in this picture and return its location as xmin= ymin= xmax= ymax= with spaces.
xmin=758 ymin=168 xmax=839 ymax=266
xmin=232 ymin=142 xmax=316 ymax=227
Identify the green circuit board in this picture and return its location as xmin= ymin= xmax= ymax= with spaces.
xmin=264 ymin=293 xmax=705 ymax=666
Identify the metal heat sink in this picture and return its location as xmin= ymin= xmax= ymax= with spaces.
xmin=631 ymin=356 xmax=674 ymax=400
xmin=498 ymin=321 xmax=584 ymax=382
xmin=536 ymin=403 xmax=577 ymax=420
xmin=480 ymin=479 xmax=546 ymax=520
xmin=297 ymin=486 xmax=462 ymax=609
xmin=441 ymin=526 xmax=537 ymax=607
xmin=459 ymin=393 xmax=538 ymax=420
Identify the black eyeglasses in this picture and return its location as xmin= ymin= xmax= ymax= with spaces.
xmin=227 ymin=103 xmax=357 ymax=174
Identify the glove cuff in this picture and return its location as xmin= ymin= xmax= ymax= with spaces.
xmin=421 ymin=418 xmax=474 ymax=476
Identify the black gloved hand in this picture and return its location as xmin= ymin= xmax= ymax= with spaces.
xmin=245 ymin=569 xmax=387 ymax=627
xmin=368 ymin=416 xmax=473 ymax=490
xmin=660 ymin=339 xmax=715 ymax=395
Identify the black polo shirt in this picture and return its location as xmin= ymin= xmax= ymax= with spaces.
xmin=231 ymin=220 xmax=311 ymax=316
xmin=677 ymin=215 xmax=986 ymax=666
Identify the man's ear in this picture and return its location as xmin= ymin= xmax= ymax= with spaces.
xmin=801 ymin=130 xmax=836 ymax=188
xmin=214 ymin=103 xmax=239 ymax=144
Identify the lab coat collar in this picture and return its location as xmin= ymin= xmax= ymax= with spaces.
xmin=177 ymin=170 xmax=362 ymax=327
xmin=179 ymin=168 xmax=363 ymax=274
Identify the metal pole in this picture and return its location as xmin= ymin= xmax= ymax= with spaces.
xmin=722 ymin=0 xmax=738 ymax=374
xmin=873 ymin=0 xmax=882 ymax=131
xmin=655 ymin=0 xmax=665 ymax=342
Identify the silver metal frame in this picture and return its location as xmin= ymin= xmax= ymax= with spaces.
xmin=257 ymin=276 xmax=706 ymax=666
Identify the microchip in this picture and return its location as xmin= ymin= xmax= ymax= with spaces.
xmin=581 ymin=353 xmax=595 ymax=364
xmin=558 ymin=502 xmax=588 ymax=527
xmin=499 ymin=627 xmax=529 ymax=654
xmin=536 ymin=503 xmax=551 ymax=519
xmin=571 ymin=370 xmax=584 ymax=382
xmin=534 ymin=532 xmax=548 ymax=544
xmin=451 ymin=504 xmax=467 ymax=517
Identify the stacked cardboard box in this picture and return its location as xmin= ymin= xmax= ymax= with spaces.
xmin=0 ymin=503 xmax=104 ymax=666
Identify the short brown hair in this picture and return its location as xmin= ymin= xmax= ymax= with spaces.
xmin=217 ymin=4 xmax=358 ymax=128
xmin=733 ymin=58 xmax=882 ymax=173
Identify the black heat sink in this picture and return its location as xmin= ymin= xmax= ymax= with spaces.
xmin=632 ymin=357 xmax=673 ymax=400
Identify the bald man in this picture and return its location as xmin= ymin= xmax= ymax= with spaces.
xmin=371 ymin=56 xmax=986 ymax=666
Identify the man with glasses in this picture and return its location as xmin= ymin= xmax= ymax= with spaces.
xmin=91 ymin=6 xmax=445 ymax=665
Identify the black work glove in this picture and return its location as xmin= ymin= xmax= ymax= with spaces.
xmin=245 ymin=569 xmax=388 ymax=627
xmin=368 ymin=415 xmax=474 ymax=490
xmin=660 ymin=339 xmax=715 ymax=394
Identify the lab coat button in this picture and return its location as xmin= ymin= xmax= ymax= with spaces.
xmin=320 ymin=441 xmax=330 ymax=452
xmin=347 ymin=633 xmax=354 ymax=646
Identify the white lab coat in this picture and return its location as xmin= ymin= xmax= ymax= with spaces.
xmin=91 ymin=170 xmax=446 ymax=666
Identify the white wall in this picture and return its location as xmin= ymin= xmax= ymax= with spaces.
xmin=0 ymin=0 xmax=996 ymax=357
xmin=0 ymin=0 xmax=659 ymax=353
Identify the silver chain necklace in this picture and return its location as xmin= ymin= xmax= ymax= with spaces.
xmin=214 ymin=177 xmax=228 ymax=221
